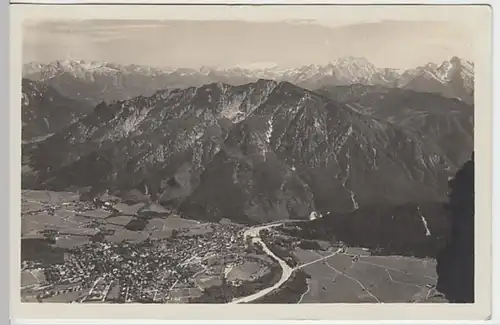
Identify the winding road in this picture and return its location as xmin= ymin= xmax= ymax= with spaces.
xmin=229 ymin=221 xmax=341 ymax=304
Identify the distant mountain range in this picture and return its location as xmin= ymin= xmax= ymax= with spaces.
xmin=22 ymin=79 xmax=473 ymax=224
xmin=23 ymin=56 xmax=474 ymax=105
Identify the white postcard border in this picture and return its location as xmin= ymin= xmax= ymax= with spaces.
xmin=7 ymin=1 xmax=496 ymax=323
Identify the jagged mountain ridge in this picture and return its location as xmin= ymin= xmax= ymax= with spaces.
xmin=23 ymin=80 xmax=286 ymax=202
xmin=399 ymin=57 xmax=474 ymax=105
xmin=23 ymin=56 xmax=474 ymax=105
xmin=23 ymin=61 xmax=212 ymax=106
xmin=315 ymin=84 xmax=474 ymax=169
xmin=21 ymin=79 xmax=93 ymax=142
xmin=24 ymin=80 xmax=456 ymax=224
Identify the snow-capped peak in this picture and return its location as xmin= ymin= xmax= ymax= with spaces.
xmin=22 ymin=56 xmax=474 ymax=104
xmin=332 ymin=56 xmax=374 ymax=68
xmin=434 ymin=57 xmax=473 ymax=83
xmin=22 ymin=60 xmax=176 ymax=81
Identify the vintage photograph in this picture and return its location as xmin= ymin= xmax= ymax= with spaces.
xmin=19 ymin=8 xmax=476 ymax=305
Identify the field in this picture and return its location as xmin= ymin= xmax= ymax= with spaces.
xmin=21 ymin=190 xmax=204 ymax=250
xmin=293 ymin=247 xmax=437 ymax=303
xmin=21 ymin=270 xmax=44 ymax=287
xmin=168 ymin=286 xmax=204 ymax=302
xmin=42 ymin=290 xmax=88 ymax=302
xmin=20 ymin=190 xmax=226 ymax=276
xmin=227 ymin=260 xmax=270 ymax=282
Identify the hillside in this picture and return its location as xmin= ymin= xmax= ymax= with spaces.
xmin=21 ymin=79 xmax=93 ymax=142
xmin=316 ymin=84 xmax=473 ymax=168
xmin=23 ymin=80 xmax=462 ymax=224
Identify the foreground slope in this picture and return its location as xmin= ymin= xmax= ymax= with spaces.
xmin=436 ymin=154 xmax=474 ymax=302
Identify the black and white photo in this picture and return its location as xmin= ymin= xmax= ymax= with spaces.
xmin=14 ymin=4 xmax=490 ymax=314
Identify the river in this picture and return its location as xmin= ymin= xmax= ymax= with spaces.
xmin=229 ymin=222 xmax=293 ymax=304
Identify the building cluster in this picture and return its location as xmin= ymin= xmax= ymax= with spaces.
xmin=23 ymin=221 xmax=248 ymax=303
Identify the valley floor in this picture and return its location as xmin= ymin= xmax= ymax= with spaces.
xmin=294 ymin=249 xmax=438 ymax=303
xmin=20 ymin=190 xmax=446 ymax=304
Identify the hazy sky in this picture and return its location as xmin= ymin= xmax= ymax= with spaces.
xmin=23 ymin=18 xmax=476 ymax=70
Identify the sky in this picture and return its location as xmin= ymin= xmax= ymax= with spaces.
xmin=22 ymin=12 xmax=477 ymax=70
